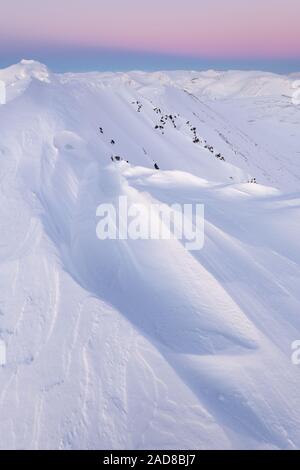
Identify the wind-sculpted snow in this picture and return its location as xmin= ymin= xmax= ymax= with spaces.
xmin=0 ymin=60 xmax=300 ymax=449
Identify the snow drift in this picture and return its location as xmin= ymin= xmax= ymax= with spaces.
xmin=0 ymin=61 xmax=300 ymax=449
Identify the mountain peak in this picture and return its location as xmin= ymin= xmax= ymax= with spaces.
xmin=18 ymin=59 xmax=50 ymax=79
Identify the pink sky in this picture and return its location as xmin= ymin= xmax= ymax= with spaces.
xmin=1 ymin=0 xmax=300 ymax=58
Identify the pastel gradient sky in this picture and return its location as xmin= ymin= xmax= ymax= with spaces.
xmin=1 ymin=0 xmax=300 ymax=72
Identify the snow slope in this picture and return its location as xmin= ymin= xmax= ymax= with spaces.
xmin=0 ymin=60 xmax=300 ymax=449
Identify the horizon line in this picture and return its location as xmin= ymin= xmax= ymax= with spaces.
xmin=1 ymin=54 xmax=300 ymax=75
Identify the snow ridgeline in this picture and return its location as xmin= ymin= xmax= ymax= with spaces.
xmin=0 ymin=60 xmax=300 ymax=449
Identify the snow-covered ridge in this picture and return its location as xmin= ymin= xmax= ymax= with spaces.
xmin=0 ymin=61 xmax=300 ymax=450
xmin=0 ymin=60 xmax=297 ymax=100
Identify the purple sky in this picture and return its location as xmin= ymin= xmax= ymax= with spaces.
xmin=1 ymin=0 xmax=300 ymax=71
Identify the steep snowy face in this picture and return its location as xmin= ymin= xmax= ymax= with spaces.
xmin=0 ymin=62 xmax=300 ymax=450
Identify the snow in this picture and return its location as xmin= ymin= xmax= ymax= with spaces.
xmin=0 ymin=60 xmax=300 ymax=449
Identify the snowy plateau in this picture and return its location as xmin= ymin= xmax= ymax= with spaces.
xmin=0 ymin=59 xmax=300 ymax=450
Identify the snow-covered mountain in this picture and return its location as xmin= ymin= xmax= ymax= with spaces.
xmin=0 ymin=59 xmax=300 ymax=450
